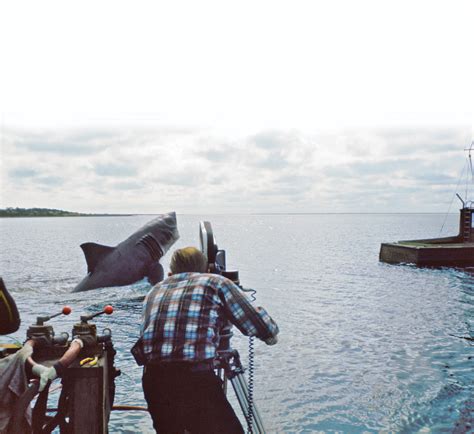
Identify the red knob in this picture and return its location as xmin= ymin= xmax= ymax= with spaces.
xmin=62 ymin=306 xmax=72 ymax=315
xmin=103 ymin=305 xmax=114 ymax=315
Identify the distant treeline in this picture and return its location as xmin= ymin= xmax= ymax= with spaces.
xmin=0 ymin=207 xmax=88 ymax=217
xmin=0 ymin=207 xmax=132 ymax=217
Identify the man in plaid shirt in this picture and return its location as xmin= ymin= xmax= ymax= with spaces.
xmin=139 ymin=246 xmax=279 ymax=433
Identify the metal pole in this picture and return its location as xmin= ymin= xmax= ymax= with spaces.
xmin=233 ymin=373 xmax=266 ymax=433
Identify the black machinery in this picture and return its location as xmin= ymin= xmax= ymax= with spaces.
xmin=11 ymin=304 xmax=119 ymax=434
xmin=199 ymin=221 xmax=266 ymax=434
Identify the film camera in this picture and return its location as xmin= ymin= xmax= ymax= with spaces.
xmin=199 ymin=221 xmax=239 ymax=283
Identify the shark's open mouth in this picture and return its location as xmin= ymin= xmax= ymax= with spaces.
xmin=137 ymin=234 xmax=163 ymax=260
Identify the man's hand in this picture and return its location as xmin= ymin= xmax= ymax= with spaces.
xmin=32 ymin=364 xmax=58 ymax=391
xmin=264 ymin=336 xmax=278 ymax=345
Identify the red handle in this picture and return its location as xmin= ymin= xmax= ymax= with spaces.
xmin=103 ymin=305 xmax=114 ymax=315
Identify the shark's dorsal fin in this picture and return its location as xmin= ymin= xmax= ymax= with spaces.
xmin=80 ymin=242 xmax=115 ymax=273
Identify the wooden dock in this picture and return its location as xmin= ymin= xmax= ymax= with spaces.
xmin=379 ymin=206 xmax=474 ymax=267
xmin=380 ymin=241 xmax=474 ymax=267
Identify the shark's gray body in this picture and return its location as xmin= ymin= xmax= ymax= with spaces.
xmin=73 ymin=212 xmax=179 ymax=292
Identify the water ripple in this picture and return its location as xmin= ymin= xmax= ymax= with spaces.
xmin=1 ymin=214 xmax=473 ymax=433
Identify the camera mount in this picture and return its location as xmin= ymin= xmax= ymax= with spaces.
xmin=198 ymin=220 xmax=265 ymax=434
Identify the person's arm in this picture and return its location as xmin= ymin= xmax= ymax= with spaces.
xmin=217 ymin=278 xmax=279 ymax=345
xmin=28 ymin=338 xmax=84 ymax=391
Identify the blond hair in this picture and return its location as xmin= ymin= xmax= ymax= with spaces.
xmin=169 ymin=247 xmax=208 ymax=274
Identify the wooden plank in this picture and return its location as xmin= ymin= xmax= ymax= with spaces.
xmin=68 ymin=355 xmax=108 ymax=434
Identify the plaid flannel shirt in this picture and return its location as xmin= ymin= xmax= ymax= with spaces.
xmin=141 ymin=272 xmax=279 ymax=363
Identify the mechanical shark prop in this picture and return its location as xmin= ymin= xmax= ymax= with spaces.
xmin=73 ymin=212 xmax=179 ymax=292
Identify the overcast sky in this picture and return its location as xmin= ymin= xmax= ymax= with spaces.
xmin=1 ymin=0 xmax=473 ymax=214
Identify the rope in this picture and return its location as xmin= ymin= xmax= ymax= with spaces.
xmin=46 ymin=405 xmax=149 ymax=412
xmin=468 ymin=142 xmax=474 ymax=205
xmin=439 ymin=160 xmax=467 ymax=236
xmin=112 ymin=405 xmax=149 ymax=411
xmin=466 ymin=156 xmax=470 ymax=204
xmin=469 ymin=150 xmax=473 ymax=181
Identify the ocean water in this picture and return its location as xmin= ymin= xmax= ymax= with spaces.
xmin=0 ymin=214 xmax=473 ymax=433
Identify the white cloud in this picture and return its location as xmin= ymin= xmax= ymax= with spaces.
xmin=0 ymin=125 xmax=472 ymax=213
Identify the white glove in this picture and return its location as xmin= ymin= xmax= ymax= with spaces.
xmin=71 ymin=338 xmax=84 ymax=349
xmin=32 ymin=364 xmax=58 ymax=392
xmin=17 ymin=342 xmax=34 ymax=362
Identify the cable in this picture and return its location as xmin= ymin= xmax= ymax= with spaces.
xmin=247 ymin=336 xmax=255 ymax=434
xmin=242 ymin=287 xmax=257 ymax=434
xmin=468 ymin=142 xmax=474 ymax=205
xmin=439 ymin=160 xmax=467 ymax=236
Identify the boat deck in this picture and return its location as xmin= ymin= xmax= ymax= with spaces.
xmin=395 ymin=241 xmax=474 ymax=248
xmin=379 ymin=241 xmax=474 ymax=267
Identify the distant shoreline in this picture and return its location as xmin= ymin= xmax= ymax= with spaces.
xmin=0 ymin=208 xmax=133 ymax=218
xmin=0 ymin=215 xmax=134 ymax=218
xmin=0 ymin=209 xmax=459 ymax=217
